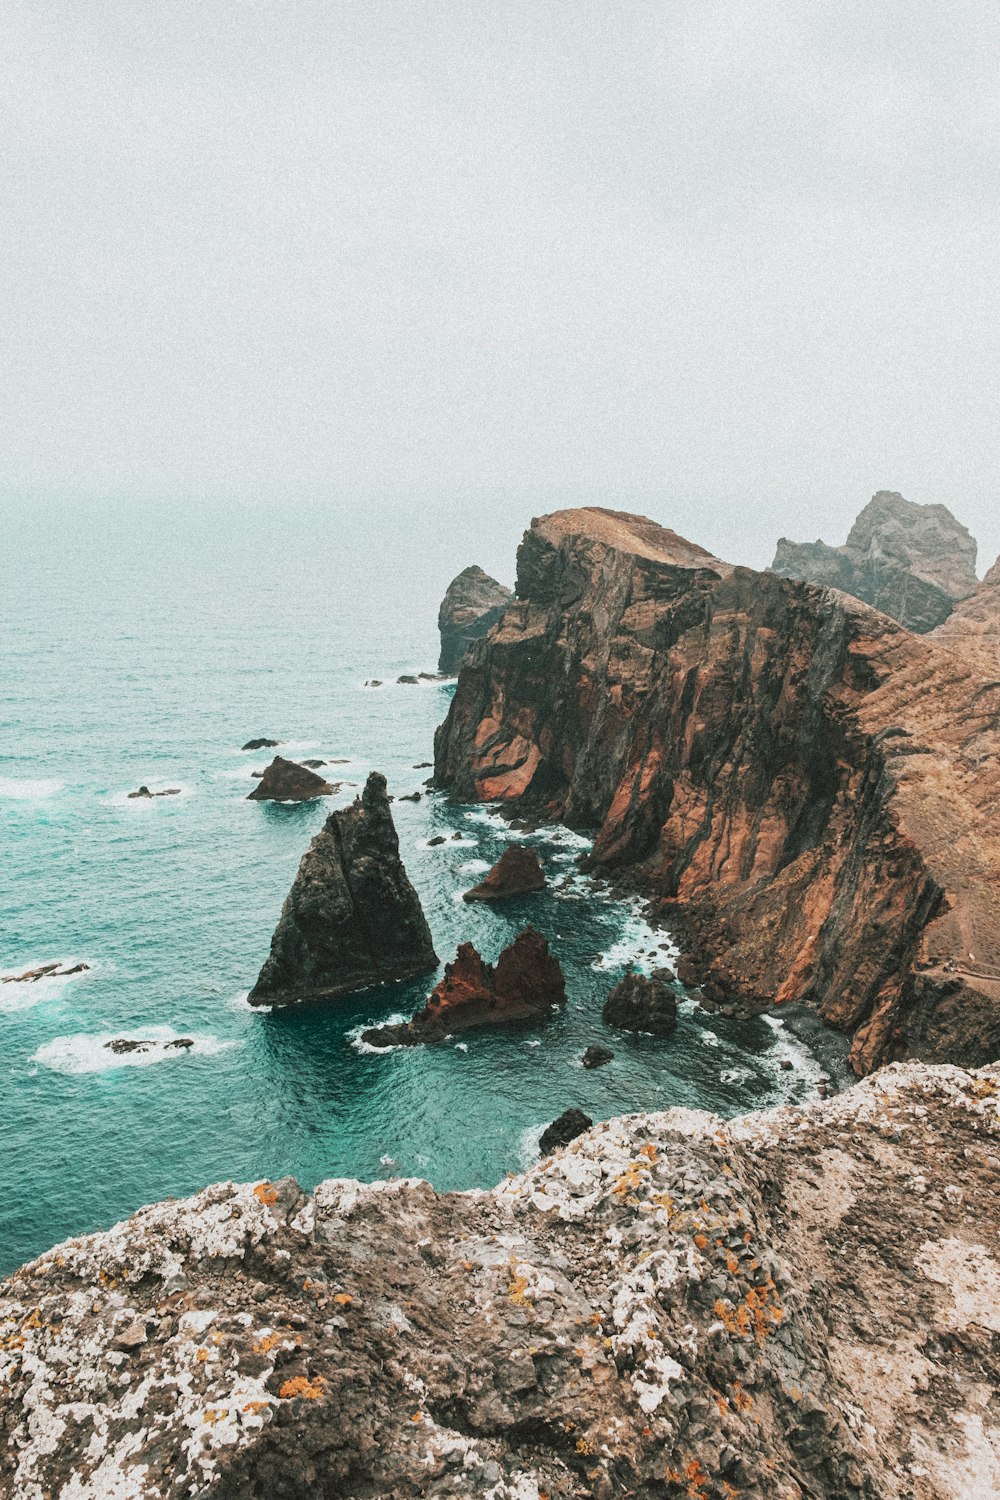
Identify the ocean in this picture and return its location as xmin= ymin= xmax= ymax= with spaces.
xmin=0 ymin=497 xmax=850 ymax=1275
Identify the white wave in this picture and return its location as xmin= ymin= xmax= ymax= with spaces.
xmin=517 ymin=1122 xmax=545 ymax=1166
xmin=33 ymin=1026 xmax=237 ymax=1075
xmin=379 ymin=1154 xmax=397 ymax=1167
xmin=591 ymin=900 xmax=676 ymax=974
xmin=0 ymin=959 xmax=92 ymax=1014
xmin=760 ymin=1013 xmax=828 ymax=1093
xmin=0 ymin=777 xmax=64 ymax=800
xmin=524 ymin=1038 xmax=541 ymax=1048
xmin=227 ymin=990 xmax=257 ymax=1013
xmin=347 ymin=1014 xmax=409 ymax=1055
xmin=697 ymin=1030 xmax=720 ymax=1048
xmin=454 ymin=1042 xmax=468 ymax=1052
xmin=719 ymin=1066 xmax=753 ymax=1086
xmin=458 ymin=859 xmax=491 ymax=875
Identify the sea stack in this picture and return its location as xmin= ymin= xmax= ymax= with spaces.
xmin=361 ymin=927 xmax=565 ymax=1045
xmin=247 ymin=756 xmax=336 ymax=802
xmin=462 ymin=844 xmax=545 ymax=901
xmin=772 ymin=491 xmax=978 ymax=633
xmin=249 ymin=772 xmax=437 ymax=1006
xmin=437 ymin=565 xmax=512 ymax=674
xmin=603 ymin=972 xmax=678 ymax=1036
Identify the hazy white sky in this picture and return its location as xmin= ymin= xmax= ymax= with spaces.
xmin=3 ymin=1 xmax=998 ymax=568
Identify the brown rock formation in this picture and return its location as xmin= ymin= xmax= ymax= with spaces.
xmin=437 ymin=565 xmax=513 ymax=674
xmin=772 ymin=490 xmax=978 ymax=633
xmin=246 ymin=756 xmax=335 ymax=802
xmin=3 ymin=1061 xmax=998 ymax=1499
xmin=361 ymin=927 xmax=565 ymax=1046
xmin=462 ymin=843 xmax=546 ymax=902
xmin=249 ymin=772 xmax=437 ymax=1006
xmin=930 ymin=553 xmax=1000 ymax=676
xmin=603 ymin=972 xmax=678 ymax=1035
xmin=435 ymin=506 xmax=1000 ymax=1074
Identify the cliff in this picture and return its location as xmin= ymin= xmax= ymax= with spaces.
xmin=435 ymin=507 xmax=1000 ymax=1074
xmin=930 ymin=555 xmax=1000 ymax=677
xmin=249 ymin=772 xmax=437 ymax=1006
xmin=2 ymin=1061 xmax=997 ymax=1498
xmin=437 ymin=565 xmax=513 ymax=674
xmin=772 ymin=491 xmax=978 ymax=633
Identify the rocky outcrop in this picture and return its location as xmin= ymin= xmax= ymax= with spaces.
xmin=242 ymin=737 xmax=281 ymax=751
xmin=249 ymin=772 xmax=437 ymax=1007
xmin=930 ymin=553 xmax=1000 ymax=676
xmin=462 ymin=844 xmax=546 ymax=902
xmin=772 ymin=491 xmax=978 ymax=633
xmin=435 ymin=506 xmax=1000 ymax=1074
xmin=127 ymin=786 xmax=181 ymax=799
xmin=2 ymin=961 xmax=89 ymax=983
xmin=3 ymin=1061 xmax=998 ymax=1499
xmin=437 ymin=565 xmax=513 ymax=674
xmin=603 ymin=972 xmax=678 ymax=1035
xmin=537 ymin=1106 xmax=592 ymax=1153
xmin=361 ymin=928 xmax=565 ymax=1046
xmin=246 ymin=757 xmax=336 ymax=802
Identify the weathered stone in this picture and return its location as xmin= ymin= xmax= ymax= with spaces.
xmin=582 ymin=1044 xmax=615 ymax=1069
xmin=462 ymin=844 xmax=546 ymax=902
xmin=437 ymin=565 xmax=513 ymax=674
xmin=249 ymin=772 xmax=437 ymax=1007
xmin=603 ymin=972 xmax=678 ymax=1035
xmin=538 ymin=1107 xmax=593 ymax=1154
xmin=246 ymin=756 xmax=336 ymax=802
xmin=242 ymin=737 xmax=282 ymax=751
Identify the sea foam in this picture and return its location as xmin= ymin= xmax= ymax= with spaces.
xmin=32 ymin=1027 xmax=236 ymax=1075
xmin=0 ymin=777 xmax=64 ymax=801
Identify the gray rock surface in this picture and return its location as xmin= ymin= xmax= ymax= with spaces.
xmin=249 ymin=771 xmax=437 ymax=1006
xmin=437 ymin=565 xmax=512 ymax=674
xmin=2 ymin=1062 xmax=998 ymax=1498
xmin=772 ymin=491 xmax=978 ymax=633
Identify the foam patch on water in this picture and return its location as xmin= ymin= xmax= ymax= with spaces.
xmin=458 ymin=859 xmax=491 ymax=875
xmin=518 ymin=1121 xmax=545 ymax=1167
xmin=0 ymin=960 xmax=92 ymax=1015
xmin=347 ymin=1015 xmax=409 ymax=1055
xmin=761 ymin=1013 xmax=829 ymax=1094
xmin=591 ymin=899 xmax=679 ymax=975
xmin=33 ymin=1026 xmax=236 ymax=1074
xmin=0 ymin=777 xmax=64 ymax=801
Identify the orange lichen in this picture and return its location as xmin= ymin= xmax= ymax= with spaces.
xmin=242 ymin=1400 xmax=271 ymax=1415
xmin=195 ymin=1348 xmax=209 ymax=1363
xmin=332 ymin=1293 xmax=353 ymax=1307
xmin=410 ymin=1410 xmax=422 ymax=1423
xmin=613 ymin=1163 xmax=645 ymax=1196
xmin=508 ymin=1260 xmax=531 ymax=1305
xmin=714 ymin=1278 xmax=784 ymax=1345
xmin=694 ymin=1233 xmax=709 ymax=1250
xmin=253 ymin=1182 xmax=279 ymax=1207
xmin=252 ymin=1331 xmax=282 ymax=1354
xmin=278 ymin=1375 xmax=326 ymax=1400
xmin=640 ymin=1142 xmax=658 ymax=1162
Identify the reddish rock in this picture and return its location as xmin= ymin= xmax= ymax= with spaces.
xmin=462 ymin=844 xmax=545 ymax=902
xmin=435 ymin=506 xmax=1000 ymax=1075
xmin=247 ymin=756 xmax=335 ymax=802
xmin=361 ymin=927 xmax=565 ymax=1046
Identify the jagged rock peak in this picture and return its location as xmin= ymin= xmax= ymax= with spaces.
xmin=462 ymin=843 xmax=545 ymax=901
xmin=3 ymin=1061 xmax=997 ymax=1498
xmin=772 ymin=490 xmax=978 ymax=633
xmin=246 ymin=755 xmax=335 ymax=802
xmin=249 ymin=771 xmax=437 ymax=1006
xmin=437 ymin=565 xmax=512 ymax=674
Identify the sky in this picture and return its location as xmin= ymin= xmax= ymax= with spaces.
xmin=2 ymin=1 xmax=999 ymax=570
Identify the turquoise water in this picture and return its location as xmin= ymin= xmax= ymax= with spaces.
xmin=1 ymin=499 xmax=849 ymax=1275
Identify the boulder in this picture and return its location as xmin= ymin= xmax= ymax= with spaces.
xmin=249 ymin=772 xmax=438 ymax=1007
xmin=538 ymin=1107 xmax=592 ymax=1155
xmin=361 ymin=928 xmax=564 ymax=1046
xmin=247 ymin=757 xmax=336 ymax=803
xmin=582 ymin=1044 xmax=614 ymax=1069
xmin=462 ymin=844 xmax=545 ymax=902
xmin=602 ymin=972 xmax=678 ymax=1036
xmin=299 ymin=759 xmax=327 ymax=769
xmin=242 ymin=737 xmax=281 ymax=751
xmin=437 ymin=565 xmax=513 ymax=674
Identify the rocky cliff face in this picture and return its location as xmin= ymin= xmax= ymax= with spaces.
xmin=435 ymin=507 xmax=1000 ymax=1074
xmin=930 ymin=554 xmax=1000 ymax=677
xmin=249 ymin=772 xmax=437 ymax=1006
xmin=437 ymin=565 xmax=513 ymax=674
xmin=772 ymin=491 xmax=978 ymax=633
xmin=3 ymin=1062 xmax=997 ymax=1499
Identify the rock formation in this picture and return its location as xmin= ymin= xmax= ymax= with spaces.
xmin=603 ymin=971 xmax=678 ymax=1035
xmin=581 ymin=1044 xmax=614 ymax=1068
xmin=772 ymin=491 xmax=978 ymax=633
xmin=127 ymin=786 xmax=181 ymax=799
xmin=3 ymin=1061 xmax=998 ymax=1499
xmin=462 ymin=844 xmax=546 ymax=902
xmin=361 ymin=927 xmax=565 ymax=1046
xmin=435 ymin=506 xmax=1000 ymax=1074
xmin=242 ymin=737 xmax=281 ymax=751
xmin=537 ymin=1106 xmax=592 ymax=1153
xmin=246 ymin=756 xmax=336 ymax=802
xmin=930 ymin=553 xmax=1000 ymax=676
xmin=2 ymin=961 xmax=89 ymax=983
xmin=437 ymin=565 xmax=513 ymax=674
xmin=249 ymin=772 xmax=437 ymax=1007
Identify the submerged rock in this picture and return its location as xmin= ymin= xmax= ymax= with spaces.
xmin=242 ymin=737 xmax=282 ymax=751
xmin=538 ymin=1106 xmax=593 ymax=1154
xmin=772 ymin=490 xmax=978 ymax=633
xmin=299 ymin=759 xmax=327 ymax=769
xmin=3 ymin=1062 xmax=999 ymax=1498
xmin=246 ymin=756 xmax=335 ymax=802
xmin=437 ymin=564 xmax=513 ymax=674
xmin=603 ymin=972 xmax=678 ymax=1036
xmin=462 ymin=844 xmax=545 ymax=902
xmin=249 ymin=772 xmax=437 ymax=1007
xmin=127 ymin=786 xmax=181 ymax=799
xmin=2 ymin=961 xmax=89 ymax=983
xmin=582 ymin=1044 xmax=615 ymax=1069
xmin=361 ymin=928 xmax=565 ymax=1047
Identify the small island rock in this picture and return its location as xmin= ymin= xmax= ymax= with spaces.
xmin=462 ymin=844 xmax=545 ymax=902
xmin=603 ymin=972 xmax=678 ymax=1036
xmin=242 ymin=737 xmax=282 ymax=751
xmin=582 ymin=1044 xmax=614 ymax=1069
xmin=247 ymin=757 xmax=336 ymax=803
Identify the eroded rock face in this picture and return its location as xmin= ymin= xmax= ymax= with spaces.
xmin=3 ymin=1062 xmax=998 ymax=1499
xmin=361 ymin=927 xmax=565 ymax=1046
xmin=772 ymin=491 xmax=978 ymax=633
xmin=462 ymin=844 xmax=545 ymax=902
xmin=246 ymin=756 xmax=335 ymax=802
xmin=930 ymin=552 xmax=1000 ymax=676
xmin=437 ymin=565 xmax=513 ymax=674
xmin=249 ymin=772 xmax=437 ymax=1006
xmin=434 ymin=506 xmax=1000 ymax=1074
xmin=603 ymin=972 xmax=678 ymax=1035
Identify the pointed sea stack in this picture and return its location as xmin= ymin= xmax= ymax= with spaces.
xmin=437 ymin=565 xmax=512 ymax=674
xmin=462 ymin=844 xmax=545 ymax=902
xmin=247 ymin=756 xmax=335 ymax=802
xmin=249 ymin=772 xmax=437 ymax=1006
xmin=361 ymin=927 xmax=565 ymax=1045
